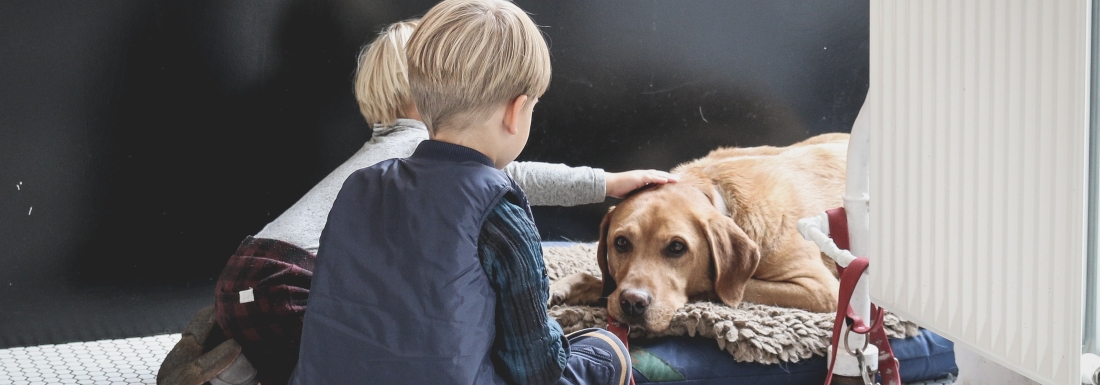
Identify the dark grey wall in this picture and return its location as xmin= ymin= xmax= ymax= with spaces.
xmin=0 ymin=0 xmax=866 ymax=348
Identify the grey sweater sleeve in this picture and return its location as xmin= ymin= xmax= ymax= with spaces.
xmin=503 ymin=161 xmax=605 ymax=206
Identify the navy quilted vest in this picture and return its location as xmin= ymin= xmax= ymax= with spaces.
xmin=291 ymin=140 xmax=527 ymax=385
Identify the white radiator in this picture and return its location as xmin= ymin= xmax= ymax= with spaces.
xmin=865 ymin=1 xmax=1093 ymax=384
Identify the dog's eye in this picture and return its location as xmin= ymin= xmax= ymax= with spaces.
xmin=667 ymin=241 xmax=687 ymax=256
xmin=614 ymin=236 xmax=631 ymax=252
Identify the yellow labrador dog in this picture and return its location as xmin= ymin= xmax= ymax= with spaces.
xmin=550 ymin=133 xmax=848 ymax=332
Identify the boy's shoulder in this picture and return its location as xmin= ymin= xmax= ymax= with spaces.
xmin=341 ymin=158 xmax=403 ymax=184
xmin=341 ymin=155 xmax=518 ymax=202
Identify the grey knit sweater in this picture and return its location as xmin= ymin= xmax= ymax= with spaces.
xmin=255 ymin=119 xmax=605 ymax=253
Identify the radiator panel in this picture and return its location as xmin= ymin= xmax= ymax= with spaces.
xmin=867 ymin=1 xmax=1091 ymax=384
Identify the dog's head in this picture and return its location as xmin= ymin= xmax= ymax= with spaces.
xmin=597 ymin=182 xmax=760 ymax=332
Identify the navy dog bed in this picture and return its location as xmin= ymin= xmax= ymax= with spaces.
xmin=539 ymin=242 xmax=956 ymax=383
xmin=629 ymin=329 xmax=957 ymax=384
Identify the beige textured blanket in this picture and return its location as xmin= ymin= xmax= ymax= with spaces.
xmin=544 ymin=244 xmax=921 ymax=364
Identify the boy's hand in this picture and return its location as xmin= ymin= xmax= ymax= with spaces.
xmin=605 ymin=170 xmax=678 ymax=199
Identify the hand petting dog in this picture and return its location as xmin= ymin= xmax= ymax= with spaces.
xmin=604 ymin=170 xmax=678 ymax=199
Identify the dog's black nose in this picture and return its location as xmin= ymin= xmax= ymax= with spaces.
xmin=619 ymin=289 xmax=651 ymax=317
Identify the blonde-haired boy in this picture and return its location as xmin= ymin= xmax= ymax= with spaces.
xmin=291 ymin=0 xmax=633 ymax=384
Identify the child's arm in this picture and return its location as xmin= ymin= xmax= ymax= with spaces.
xmin=503 ymin=161 xmax=603 ymax=206
xmin=478 ymin=199 xmax=569 ymax=385
xmin=504 ymin=162 xmax=676 ymax=206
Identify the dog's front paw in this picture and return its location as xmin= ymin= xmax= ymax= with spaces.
xmin=548 ymin=279 xmax=576 ymax=307
xmin=548 ymin=286 xmax=569 ymax=307
xmin=548 ymin=273 xmax=603 ymax=307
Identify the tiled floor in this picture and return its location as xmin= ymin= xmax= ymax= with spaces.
xmin=1 ymin=334 xmax=956 ymax=385
xmin=0 ymin=335 xmax=177 ymax=385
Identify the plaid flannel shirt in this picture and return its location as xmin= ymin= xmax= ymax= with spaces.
xmin=479 ymin=198 xmax=570 ymax=384
xmin=215 ymin=236 xmax=314 ymax=385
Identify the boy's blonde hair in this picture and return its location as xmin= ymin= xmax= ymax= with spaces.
xmin=354 ymin=19 xmax=419 ymax=127
xmin=406 ymin=0 xmax=551 ymax=133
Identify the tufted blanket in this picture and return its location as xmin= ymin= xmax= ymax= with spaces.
xmin=544 ymin=243 xmax=921 ymax=364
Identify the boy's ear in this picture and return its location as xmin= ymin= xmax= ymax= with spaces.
xmin=502 ymin=94 xmax=529 ymax=135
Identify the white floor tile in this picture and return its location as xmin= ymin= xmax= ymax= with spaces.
xmin=0 ymin=335 xmax=177 ymax=385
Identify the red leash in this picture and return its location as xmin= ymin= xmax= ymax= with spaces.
xmin=606 ymin=317 xmax=636 ymax=385
xmin=824 ymin=208 xmax=901 ymax=385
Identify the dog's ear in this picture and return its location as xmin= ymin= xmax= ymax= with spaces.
xmin=596 ymin=206 xmax=617 ymax=301
xmin=706 ymin=215 xmax=760 ymax=307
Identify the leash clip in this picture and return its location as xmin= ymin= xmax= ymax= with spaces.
xmin=854 ymin=349 xmax=879 ymax=385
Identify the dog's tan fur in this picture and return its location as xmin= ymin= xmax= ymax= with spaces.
xmin=550 ymin=133 xmax=848 ymax=332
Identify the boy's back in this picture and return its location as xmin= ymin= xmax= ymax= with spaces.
xmin=291 ymin=1 xmax=631 ymax=384
xmin=293 ymin=141 xmax=519 ymax=384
